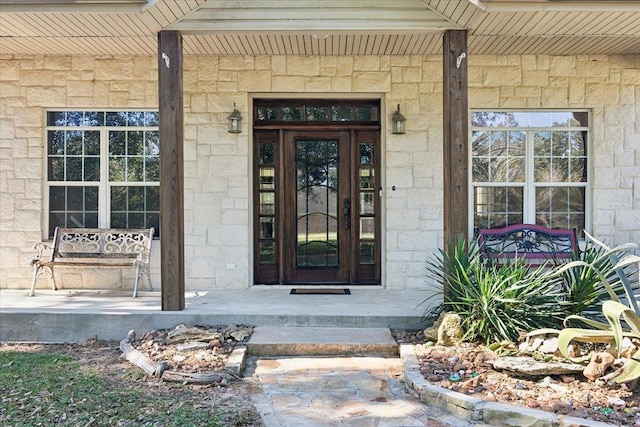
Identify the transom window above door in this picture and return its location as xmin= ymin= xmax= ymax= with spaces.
xmin=470 ymin=110 xmax=589 ymax=237
xmin=254 ymin=99 xmax=379 ymax=124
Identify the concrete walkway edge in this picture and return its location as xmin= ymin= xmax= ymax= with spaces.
xmin=399 ymin=344 xmax=617 ymax=427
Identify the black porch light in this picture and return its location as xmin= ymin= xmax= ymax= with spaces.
xmin=227 ymin=103 xmax=243 ymax=133
xmin=391 ymin=104 xmax=406 ymax=134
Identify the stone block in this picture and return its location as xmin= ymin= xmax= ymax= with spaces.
xmin=353 ymin=56 xmax=380 ymax=71
xmin=352 ymin=72 xmax=390 ymax=92
xmin=549 ymin=56 xmax=576 ymax=76
xmin=304 ymin=77 xmax=331 ymax=92
xmin=286 ymin=56 xmax=320 ymax=76
xmin=238 ymin=70 xmax=271 ymax=92
xmin=272 ymin=76 xmax=305 ymax=92
xmin=484 ymin=66 xmax=521 ymax=86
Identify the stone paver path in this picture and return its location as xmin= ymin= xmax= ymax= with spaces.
xmin=247 ymin=356 xmax=479 ymax=427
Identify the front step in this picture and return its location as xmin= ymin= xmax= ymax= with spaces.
xmin=246 ymin=326 xmax=398 ymax=357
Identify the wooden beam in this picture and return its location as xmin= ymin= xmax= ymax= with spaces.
xmin=443 ymin=29 xmax=469 ymax=249
xmin=158 ymin=30 xmax=185 ymax=311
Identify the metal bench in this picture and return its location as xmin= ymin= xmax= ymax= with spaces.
xmin=29 ymin=227 xmax=154 ymax=298
xmin=477 ymin=224 xmax=579 ymax=266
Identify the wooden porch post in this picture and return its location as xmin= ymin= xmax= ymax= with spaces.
xmin=443 ymin=29 xmax=469 ymax=249
xmin=158 ymin=30 xmax=185 ymax=311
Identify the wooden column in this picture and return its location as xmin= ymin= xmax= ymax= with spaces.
xmin=158 ymin=30 xmax=185 ymax=311
xmin=443 ymin=29 xmax=469 ymax=249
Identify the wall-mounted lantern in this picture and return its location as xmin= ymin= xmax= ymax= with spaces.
xmin=227 ymin=103 xmax=242 ymax=134
xmin=391 ymin=104 xmax=406 ymax=134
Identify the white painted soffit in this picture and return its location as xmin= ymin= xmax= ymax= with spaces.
xmin=166 ymin=0 xmax=462 ymax=35
xmin=470 ymin=0 xmax=640 ymax=12
xmin=0 ymin=0 xmax=154 ymax=13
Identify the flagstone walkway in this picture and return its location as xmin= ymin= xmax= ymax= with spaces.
xmin=246 ymin=356 xmax=484 ymax=427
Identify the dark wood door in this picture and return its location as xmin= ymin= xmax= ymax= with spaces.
xmin=283 ymin=130 xmax=351 ymax=283
xmin=253 ymin=108 xmax=380 ymax=285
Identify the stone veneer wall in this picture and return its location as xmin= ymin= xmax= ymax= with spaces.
xmin=0 ymin=54 xmax=638 ymax=292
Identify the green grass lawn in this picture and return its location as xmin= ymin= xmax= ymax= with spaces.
xmin=0 ymin=350 xmax=256 ymax=426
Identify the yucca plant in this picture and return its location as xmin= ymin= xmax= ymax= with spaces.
xmin=425 ymin=236 xmax=568 ymax=344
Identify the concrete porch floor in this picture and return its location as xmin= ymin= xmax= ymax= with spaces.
xmin=0 ymin=287 xmax=437 ymax=343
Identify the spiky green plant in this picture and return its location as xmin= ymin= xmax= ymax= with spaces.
xmin=425 ymin=236 xmax=568 ymax=344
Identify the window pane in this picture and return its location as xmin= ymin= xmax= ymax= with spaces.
xmin=260 ymin=168 xmax=275 ymax=190
xmin=67 ymin=186 xmax=84 ymax=211
xmin=47 ymin=111 xmax=66 ymax=126
xmin=146 ymin=213 xmax=159 ymax=233
xmin=109 ymin=131 xmax=126 ymax=155
xmin=66 ymin=111 xmax=84 ymax=126
xmin=49 ymin=186 xmax=65 ymax=211
xmin=109 ymin=157 xmax=126 ymax=182
xmin=260 ymin=192 xmax=275 ymax=215
xmin=106 ymin=112 xmax=127 ymax=126
xmin=146 ymin=186 xmax=160 ymax=211
xmin=306 ymin=106 xmax=328 ymax=121
xmin=66 ymin=157 xmax=83 ymax=181
xmin=360 ymin=193 xmax=374 ymax=215
xmin=355 ymin=106 xmax=374 ymax=121
xmin=128 ymin=187 xmax=144 ymax=211
xmin=127 ymin=131 xmax=144 ymax=155
xmin=85 ymin=112 xmax=104 ymax=127
xmin=145 ymin=112 xmax=159 ymax=126
xmin=360 ymin=143 xmax=374 ymax=165
xmin=66 ymin=131 xmax=83 ymax=155
xmin=256 ymin=107 xmax=277 ymax=121
xmin=331 ymin=106 xmax=352 ymax=121
xmin=360 ymin=168 xmax=374 ymax=190
xmin=474 ymin=186 xmax=523 ymax=229
xmin=111 ymin=213 xmax=126 ymax=228
xmin=84 ymin=157 xmax=100 ymax=181
xmin=360 ymin=242 xmax=375 ymax=264
xmin=259 ymin=241 xmax=275 ymax=264
xmin=128 ymin=112 xmax=145 ymax=127
xmin=535 ymin=186 xmax=585 ymax=233
xmin=145 ymin=157 xmax=159 ymax=181
xmin=360 ymin=218 xmax=375 ymax=239
xmin=48 ymin=157 xmax=65 ymax=181
xmin=48 ymin=131 xmax=65 ymax=155
xmin=127 ymin=157 xmax=144 ymax=181
xmin=260 ymin=217 xmax=275 ymax=239
xmin=145 ymin=131 xmax=160 ymax=156
xmin=260 ymin=143 xmax=275 ymax=165
xmin=84 ymin=131 xmax=100 ymax=155
xmin=281 ymin=106 xmax=303 ymax=121
xmin=111 ymin=186 xmax=127 ymax=210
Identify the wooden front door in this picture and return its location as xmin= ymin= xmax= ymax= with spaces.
xmin=253 ymin=100 xmax=381 ymax=285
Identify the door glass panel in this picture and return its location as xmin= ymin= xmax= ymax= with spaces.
xmin=260 ymin=192 xmax=275 ymax=215
xmin=296 ymin=139 xmax=339 ymax=268
xmin=360 ymin=218 xmax=375 ymax=239
xmin=259 ymin=241 xmax=275 ymax=264
xmin=360 ymin=193 xmax=374 ymax=215
xmin=360 ymin=168 xmax=375 ymax=189
xmin=260 ymin=217 xmax=275 ymax=239
xmin=360 ymin=242 xmax=375 ymax=264
xmin=260 ymin=168 xmax=275 ymax=190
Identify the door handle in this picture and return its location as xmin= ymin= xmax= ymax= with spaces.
xmin=343 ymin=198 xmax=351 ymax=229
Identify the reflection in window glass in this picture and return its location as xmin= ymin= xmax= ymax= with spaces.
xmin=471 ymin=110 xmax=589 ymax=236
xmin=46 ymin=110 xmax=159 ymax=239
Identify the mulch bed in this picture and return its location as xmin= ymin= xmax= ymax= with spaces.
xmin=393 ymin=330 xmax=640 ymax=427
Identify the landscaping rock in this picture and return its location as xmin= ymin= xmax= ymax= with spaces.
xmin=423 ymin=311 xmax=463 ymax=346
xmin=492 ymin=356 xmax=584 ymax=376
xmin=583 ymin=352 xmax=615 ymax=381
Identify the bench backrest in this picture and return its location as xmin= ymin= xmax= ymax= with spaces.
xmin=51 ymin=227 xmax=154 ymax=262
xmin=477 ymin=224 xmax=578 ymax=264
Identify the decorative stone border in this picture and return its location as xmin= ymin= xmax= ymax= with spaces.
xmin=399 ymin=344 xmax=617 ymax=427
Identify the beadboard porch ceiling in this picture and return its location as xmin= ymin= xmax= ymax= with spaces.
xmin=0 ymin=0 xmax=639 ymax=56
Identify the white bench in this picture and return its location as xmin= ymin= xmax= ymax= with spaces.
xmin=30 ymin=227 xmax=154 ymax=298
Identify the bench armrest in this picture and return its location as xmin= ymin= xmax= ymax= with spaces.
xmin=31 ymin=242 xmax=53 ymax=265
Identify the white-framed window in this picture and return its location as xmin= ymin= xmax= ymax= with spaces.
xmin=470 ymin=110 xmax=589 ymax=237
xmin=45 ymin=111 xmax=160 ymax=239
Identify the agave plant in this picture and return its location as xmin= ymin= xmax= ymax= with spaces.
xmin=533 ymin=232 xmax=640 ymax=383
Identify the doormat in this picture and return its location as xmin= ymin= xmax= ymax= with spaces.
xmin=290 ymin=288 xmax=351 ymax=295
